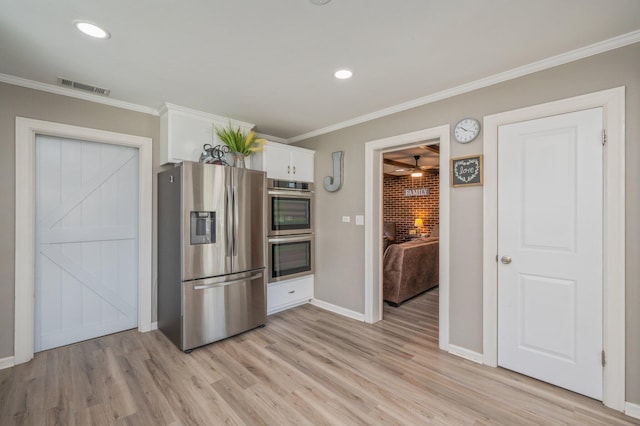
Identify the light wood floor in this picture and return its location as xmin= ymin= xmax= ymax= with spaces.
xmin=1 ymin=288 xmax=637 ymax=425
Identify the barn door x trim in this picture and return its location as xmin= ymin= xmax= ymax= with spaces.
xmin=14 ymin=118 xmax=153 ymax=365
xmin=482 ymin=87 xmax=625 ymax=411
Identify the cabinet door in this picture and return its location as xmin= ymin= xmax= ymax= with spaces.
xmin=265 ymin=144 xmax=293 ymax=180
xmin=267 ymin=275 xmax=314 ymax=315
xmin=161 ymin=111 xmax=213 ymax=164
xmin=290 ymin=150 xmax=315 ymax=182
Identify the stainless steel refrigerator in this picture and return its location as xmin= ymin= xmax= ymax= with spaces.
xmin=158 ymin=162 xmax=266 ymax=351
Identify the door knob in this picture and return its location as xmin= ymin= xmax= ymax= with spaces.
xmin=500 ymin=256 xmax=512 ymax=264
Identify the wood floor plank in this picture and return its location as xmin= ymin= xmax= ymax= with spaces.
xmin=1 ymin=287 xmax=637 ymax=425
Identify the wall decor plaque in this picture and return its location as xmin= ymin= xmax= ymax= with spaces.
xmin=403 ymin=188 xmax=430 ymax=197
xmin=451 ymin=154 xmax=483 ymax=187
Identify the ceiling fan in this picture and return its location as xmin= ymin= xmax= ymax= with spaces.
xmin=382 ymin=148 xmax=439 ymax=175
xmin=411 ymin=155 xmax=423 ymax=177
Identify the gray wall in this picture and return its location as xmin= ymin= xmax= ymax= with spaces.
xmin=295 ymin=43 xmax=640 ymax=404
xmin=0 ymin=82 xmax=161 ymax=360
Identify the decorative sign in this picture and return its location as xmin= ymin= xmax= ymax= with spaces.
xmin=451 ymin=154 xmax=483 ymax=187
xmin=324 ymin=151 xmax=344 ymax=192
xmin=404 ymin=188 xmax=430 ymax=197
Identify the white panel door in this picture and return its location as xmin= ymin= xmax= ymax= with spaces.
xmin=35 ymin=135 xmax=139 ymax=351
xmin=497 ymin=108 xmax=603 ymax=400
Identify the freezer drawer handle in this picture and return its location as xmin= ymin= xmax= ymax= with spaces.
xmin=193 ymin=273 xmax=263 ymax=290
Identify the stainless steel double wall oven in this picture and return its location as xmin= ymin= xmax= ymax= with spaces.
xmin=267 ymin=179 xmax=314 ymax=282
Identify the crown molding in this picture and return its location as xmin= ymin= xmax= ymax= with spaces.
xmin=255 ymin=133 xmax=288 ymax=144
xmin=0 ymin=73 xmax=159 ymax=116
xmin=288 ymin=30 xmax=640 ymax=143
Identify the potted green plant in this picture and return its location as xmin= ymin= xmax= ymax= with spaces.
xmin=215 ymin=122 xmax=265 ymax=167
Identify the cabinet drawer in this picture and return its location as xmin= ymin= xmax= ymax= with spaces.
xmin=267 ymin=275 xmax=313 ymax=314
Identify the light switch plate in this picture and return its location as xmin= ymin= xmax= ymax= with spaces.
xmin=355 ymin=215 xmax=364 ymax=225
xmin=342 ymin=216 xmax=350 ymax=223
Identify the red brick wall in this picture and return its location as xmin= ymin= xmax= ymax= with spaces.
xmin=383 ymin=170 xmax=439 ymax=243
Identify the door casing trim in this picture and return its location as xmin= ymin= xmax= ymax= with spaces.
xmin=14 ymin=117 xmax=153 ymax=364
xmin=482 ymin=87 xmax=625 ymax=410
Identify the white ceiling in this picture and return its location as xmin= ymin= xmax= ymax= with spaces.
xmin=1 ymin=1 xmax=639 ymax=141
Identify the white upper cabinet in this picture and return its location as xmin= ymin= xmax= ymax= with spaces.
xmin=261 ymin=143 xmax=293 ymax=180
xmin=159 ymin=103 xmax=254 ymax=165
xmin=253 ymin=141 xmax=315 ymax=182
xmin=159 ymin=104 xmax=314 ymax=182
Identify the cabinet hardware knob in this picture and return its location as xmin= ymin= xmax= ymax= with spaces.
xmin=288 ymin=290 xmax=295 ymax=294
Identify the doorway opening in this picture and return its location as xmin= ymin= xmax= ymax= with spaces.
xmin=381 ymin=143 xmax=440 ymax=309
xmin=364 ymin=125 xmax=450 ymax=351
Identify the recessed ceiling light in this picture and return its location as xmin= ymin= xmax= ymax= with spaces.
xmin=74 ymin=21 xmax=110 ymax=39
xmin=310 ymin=0 xmax=332 ymax=5
xmin=334 ymin=69 xmax=353 ymax=79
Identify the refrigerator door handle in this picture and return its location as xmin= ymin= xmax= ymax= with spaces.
xmin=193 ymin=272 xmax=263 ymax=290
xmin=225 ymin=183 xmax=233 ymax=257
xmin=233 ymin=184 xmax=239 ymax=256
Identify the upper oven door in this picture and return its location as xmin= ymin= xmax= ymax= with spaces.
xmin=268 ymin=189 xmax=313 ymax=236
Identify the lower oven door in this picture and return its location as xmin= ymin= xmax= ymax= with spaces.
xmin=268 ymin=234 xmax=314 ymax=283
xmin=181 ymin=270 xmax=266 ymax=350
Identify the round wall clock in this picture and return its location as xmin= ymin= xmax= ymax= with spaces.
xmin=454 ymin=118 xmax=481 ymax=143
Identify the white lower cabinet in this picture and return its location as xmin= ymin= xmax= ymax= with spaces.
xmin=267 ymin=275 xmax=314 ymax=315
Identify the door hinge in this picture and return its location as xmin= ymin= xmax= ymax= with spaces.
xmin=601 ymin=350 xmax=606 ymax=367
xmin=602 ymin=129 xmax=607 ymax=146
xmin=495 ymin=254 xmax=499 ymax=263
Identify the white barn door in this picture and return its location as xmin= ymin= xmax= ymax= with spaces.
xmin=497 ymin=108 xmax=603 ymax=399
xmin=35 ymin=135 xmax=139 ymax=351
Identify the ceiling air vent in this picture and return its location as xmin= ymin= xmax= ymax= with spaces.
xmin=57 ymin=77 xmax=111 ymax=96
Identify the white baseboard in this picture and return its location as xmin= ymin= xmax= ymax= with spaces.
xmin=625 ymin=402 xmax=640 ymax=419
xmin=150 ymin=322 xmax=158 ymax=331
xmin=310 ymin=299 xmax=365 ymax=322
xmin=0 ymin=356 xmax=15 ymax=370
xmin=448 ymin=344 xmax=484 ymax=364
